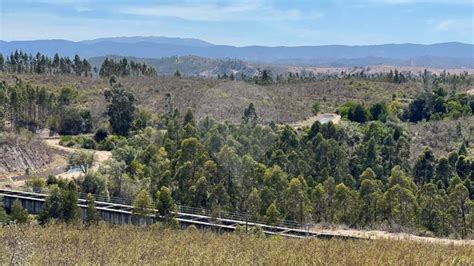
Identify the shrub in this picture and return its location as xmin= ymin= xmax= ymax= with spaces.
xmin=25 ymin=176 xmax=46 ymax=189
xmin=94 ymin=128 xmax=109 ymax=143
xmin=98 ymin=135 xmax=127 ymax=151
xmin=82 ymin=137 xmax=97 ymax=149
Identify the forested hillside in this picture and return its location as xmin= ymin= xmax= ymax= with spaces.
xmin=0 ymin=59 xmax=473 ymax=240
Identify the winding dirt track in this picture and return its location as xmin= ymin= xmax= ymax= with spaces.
xmin=43 ymin=138 xmax=111 ymax=179
xmin=1 ymin=137 xmax=111 ymax=185
xmin=289 ymin=113 xmax=341 ymax=129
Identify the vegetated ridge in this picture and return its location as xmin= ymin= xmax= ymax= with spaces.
xmin=1 ymin=37 xmax=472 ymax=68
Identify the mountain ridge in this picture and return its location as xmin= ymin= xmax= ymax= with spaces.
xmin=1 ymin=37 xmax=473 ymax=68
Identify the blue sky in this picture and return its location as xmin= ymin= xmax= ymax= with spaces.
xmin=0 ymin=0 xmax=473 ymax=46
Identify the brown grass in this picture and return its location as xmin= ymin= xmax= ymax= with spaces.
xmin=1 ymin=224 xmax=473 ymax=265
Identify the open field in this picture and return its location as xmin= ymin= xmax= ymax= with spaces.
xmin=1 ymin=224 xmax=473 ymax=265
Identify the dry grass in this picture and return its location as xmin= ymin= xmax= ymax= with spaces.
xmin=0 ymin=74 xmax=419 ymax=124
xmin=1 ymin=224 xmax=473 ymax=265
xmin=408 ymin=116 xmax=474 ymax=158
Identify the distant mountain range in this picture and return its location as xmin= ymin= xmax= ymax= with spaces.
xmin=1 ymin=37 xmax=473 ymax=68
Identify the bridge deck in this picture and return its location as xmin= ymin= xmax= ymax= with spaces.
xmin=0 ymin=188 xmax=358 ymax=240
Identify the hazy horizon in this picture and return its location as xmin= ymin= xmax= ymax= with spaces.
xmin=2 ymin=36 xmax=473 ymax=48
xmin=1 ymin=0 xmax=473 ymax=46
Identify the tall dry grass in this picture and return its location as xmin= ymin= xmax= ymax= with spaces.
xmin=1 ymin=224 xmax=473 ymax=265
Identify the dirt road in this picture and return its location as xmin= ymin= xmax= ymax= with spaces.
xmin=310 ymin=226 xmax=473 ymax=246
xmin=43 ymin=138 xmax=111 ymax=179
xmin=290 ymin=113 xmax=341 ymax=129
xmin=1 ymin=137 xmax=112 ymax=187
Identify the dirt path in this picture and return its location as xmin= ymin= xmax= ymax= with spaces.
xmin=1 ymin=137 xmax=112 ymax=188
xmin=290 ymin=113 xmax=341 ymax=129
xmin=43 ymin=138 xmax=111 ymax=179
xmin=310 ymin=227 xmax=474 ymax=246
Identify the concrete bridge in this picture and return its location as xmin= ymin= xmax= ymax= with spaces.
xmin=1 ymin=188 xmax=357 ymax=240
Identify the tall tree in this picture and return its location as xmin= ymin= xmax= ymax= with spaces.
xmin=104 ymin=85 xmax=136 ymax=136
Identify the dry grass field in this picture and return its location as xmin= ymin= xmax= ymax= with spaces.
xmin=1 ymin=224 xmax=473 ymax=265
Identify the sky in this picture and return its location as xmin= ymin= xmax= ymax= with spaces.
xmin=0 ymin=0 xmax=473 ymax=46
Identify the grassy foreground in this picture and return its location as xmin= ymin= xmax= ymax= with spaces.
xmin=1 ymin=224 xmax=473 ymax=265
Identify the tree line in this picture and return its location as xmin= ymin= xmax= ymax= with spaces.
xmin=220 ymin=68 xmax=473 ymax=89
xmin=99 ymin=58 xmax=157 ymax=77
xmin=0 ymin=79 xmax=91 ymax=133
xmin=337 ymin=88 xmax=474 ymax=124
xmin=0 ymin=51 xmax=91 ymax=76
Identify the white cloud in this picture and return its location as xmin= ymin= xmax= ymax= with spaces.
xmin=361 ymin=0 xmax=472 ymax=5
xmin=114 ymin=2 xmax=323 ymax=22
xmin=433 ymin=18 xmax=474 ymax=32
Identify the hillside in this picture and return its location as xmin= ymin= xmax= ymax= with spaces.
xmin=0 ymin=134 xmax=52 ymax=178
xmin=0 ymin=74 xmax=422 ymax=124
xmin=1 ymin=38 xmax=473 ymax=68
xmin=88 ymin=55 xmax=259 ymax=77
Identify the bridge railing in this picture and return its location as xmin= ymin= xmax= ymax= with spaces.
xmin=176 ymin=205 xmax=305 ymax=229
xmin=7 ymin=186 xmax=309 ymax=229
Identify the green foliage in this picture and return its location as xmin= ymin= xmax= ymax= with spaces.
xmin=104 ymin=85 xmax=136 ymax=136
xmin=25 ymin=176 xmax=46 ymax=188
xmin=94 ymin=127 xmax=109 ymax=143
xmin=0 ymin=199 xmax=8 ymax=224
xmin=132 ymin=189 xmax=154 ymax=219
xmin=61 ymin=182 xmax=81 ymax=223
xmin=68 ymin=150 xmax=95 ymax=174
xmin=1 ymin=51 xmax=91 ymax=76
xmin=38 ymin=182 xmax=80 ymax=224
xmin=156 ymin=186 xmax=176 ymax=224
xmin=99 ymin=57 xmax=156 ymax=77
xmin=339 ymin=102 xmax=391 ymax=123
xmin=85 ymin=193 xmax=99 ymax=226
xmin=10 ymin=199 xmax=29 ymax=224
xmin=406 ymin=90 xmax=472 ymax=123
xmin=311 ymin=102 xmax=320 ymax=115
xmin=80 ymin=171 xmax=109 ymax=197
xmin=265 ymin=202 xmax=280 ymax=225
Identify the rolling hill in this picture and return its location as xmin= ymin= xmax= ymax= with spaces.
xmin=1 ymin=37 xmax=472 ymax=68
